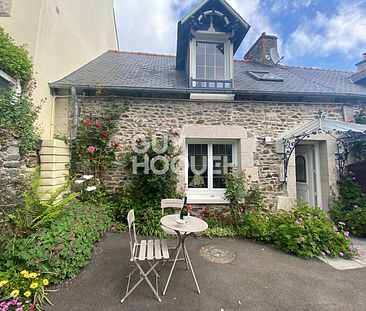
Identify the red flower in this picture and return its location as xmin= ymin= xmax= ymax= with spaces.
xmin=248 ymin=175 xmax=252 ymax=179
xmin=95 ymin=123 xmax=101 ymax=127
xmin=101 ymin=131 xmax=108 ymax=137
xmin=113 ymin=142 xmax=120 ymax=148
xmin=84 ymin=120 xmax=91 ymax=126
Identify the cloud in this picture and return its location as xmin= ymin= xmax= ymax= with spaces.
xmin=269 ymin=0 xmax=313 ymax=15
xmin=114 ymin=0 xmax=277 ymax=58
xmin=284 ymin=1 xmax=366 ymax=60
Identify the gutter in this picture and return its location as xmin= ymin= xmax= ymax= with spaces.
xmin=70 ymin=87 xmax=80 ymax=140
xmin=49 ymin=84 xmax=366 ymax=101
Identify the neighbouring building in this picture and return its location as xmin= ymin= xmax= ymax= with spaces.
xmin=49 ymin=0 xmax=366 ymax=210
xmin=0 ymin=0 xmax=118 ymax=190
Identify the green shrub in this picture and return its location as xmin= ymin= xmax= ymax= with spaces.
xmin=0 ymin=203 xmax=112 ymax=284
xmin=239 ymin=211 xmax=272 ymax=242
xmin=70 ymin=118 xmax=119 ymax=180
xmin=330 ymin=174 xmax=366 ymax=237
xmin=0 ymin=90 xmax=39 ymax=155
xmin=4 ymin=168 xmax=78 ymax=239
xmin=0 ymin=27 xmax=33 ymax=87
xmin=271 ymin=204 xmax=356 ymax=259
xmin=204 ymin=225 xmax=236 ymax=238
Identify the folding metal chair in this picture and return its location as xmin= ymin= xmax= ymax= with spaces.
xmin=121 ymin=209 xmax=170 ymax=303
xmin=160 ymin=198 xmax=184 ymax=236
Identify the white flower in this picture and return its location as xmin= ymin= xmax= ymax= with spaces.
xmin=75 ymin=180 xmax=84 ymax=184
xmin=82 ymin=175 xmax=94 ymax=180
xmin=86 ymin=186 xmax=96 ymax=192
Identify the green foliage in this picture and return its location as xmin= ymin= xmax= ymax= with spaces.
xmin=70 ymin=118 xmax=119 ymax=180
xmin=6 ymin=168 xmax=78 ymax=238
xmin=239 ymin=211 xmax=272 ymax=242
xmin=123 ymin=132 xmax=181 ymax=204
xmin=116 ymin=131 xmax=182 ymax=236
xmin=0 ymin=27 xmax=33 ymax=87
xmin=330 ymin=174 xmax=366 ymax=237
xmin=271 ymin=204 xmax=355 ymax=259
xmin=0 ymin=90 xmax=39 ymax=155
xmin=353 ymin=109 xmax=366 ymax=161
xmin=239 ymin=203 xmax=358 ymax=259
xmin=224 ymin=168 xmax=249 ymax=228
xmin=203 ymin=225 xmax=236 ymax=238
xmin=0 ymin=203 xmax=112 ymax=284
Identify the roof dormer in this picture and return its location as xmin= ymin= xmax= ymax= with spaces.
xmin=176 ymin=0 xmax=250 ymax=94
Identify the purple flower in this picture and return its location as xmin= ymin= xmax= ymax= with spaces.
xmin=339 ymin=252 xmax=344 ymax=257
xmin=348 ymin=246 xmax=353 ymax=252
xmin=295 ymin=219 xmax=302 ymax=225
xmin=325 ymin=250 xmax=331 ymax=255
xmin=344 ymin=231 xmax=350 ymax=237
xmin=333 ymin=226 xmax=339 ymax=232
xmin=307 ymin=214 xmax=311 ymax=220
xmin=299 ymin=237 xmax=305 ymax=242
xmin=338 ymin=221 xmax=346 ymax=226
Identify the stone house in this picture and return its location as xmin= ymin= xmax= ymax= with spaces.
xmin=49 ymin=0 xmax=366 ymax=210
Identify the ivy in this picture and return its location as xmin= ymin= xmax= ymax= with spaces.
xmin=0 ymin=26 xmax=33 ymax=88
xmin=0 ymin=90 xmax=39 ymax=155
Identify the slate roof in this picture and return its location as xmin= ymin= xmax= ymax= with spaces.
xmin=50 ymin=50 xmax=366 ymax=98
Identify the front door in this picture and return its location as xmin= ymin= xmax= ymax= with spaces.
xmin=295 ymin=145 xmax=316 ymax=206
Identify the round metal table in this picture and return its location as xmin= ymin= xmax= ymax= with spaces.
xmin=160 ymin=214 xmax=208 ymax=295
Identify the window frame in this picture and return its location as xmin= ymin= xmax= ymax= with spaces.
xmin=189 ymin=31 xmax=233 ymax=86
xmin=185 ymin=139 xmax=238 ymax=201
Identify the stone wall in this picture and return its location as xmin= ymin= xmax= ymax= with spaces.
xmin=56 ymin=96 xmax=360 ymax=209
xmin=0 ymin=130 xmax=21 ymax=209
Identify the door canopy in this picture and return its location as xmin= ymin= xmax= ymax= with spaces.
xmin=281 ymin=113 xmax=366 ymax=182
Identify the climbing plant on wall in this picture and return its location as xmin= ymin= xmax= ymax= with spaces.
xmin=0 ymin=26 xmax=33 ymax=88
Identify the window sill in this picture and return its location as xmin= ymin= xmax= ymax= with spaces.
xmin=187 ymin=192 xmax=230 ymax=204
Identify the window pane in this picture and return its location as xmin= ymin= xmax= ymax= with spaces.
xmin=296 ymin=155 xmax=306 ymax=182
xmin=213 ymin=144 xmax=233 ymax=188
xmin=197 ymin=66 xmax=205 ymax=79
xmin=206 ymin=43 xmax=215 ymax=54
xmin=215 ymin=43 xmax=224 ymax=55
xmin=216 ymin=67 xmax=224 ymax=79
xmin=206 ymin=67 xmax=214 ymax=79
xmin=207 ymin=54 xmax=214 ymax=67
xmin=216 ymin=54 xmax=224 ymax=67
xmin=196 ymin=53 xmax=205 ymax=66
xmin=196 ymin=42 xmax=205 ymax=53
xmin=188 ymin=144 xmax=208 ymax=188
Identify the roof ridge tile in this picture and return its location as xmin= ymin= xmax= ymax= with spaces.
xmin=108 ymin=49 xmax=175 ymax=57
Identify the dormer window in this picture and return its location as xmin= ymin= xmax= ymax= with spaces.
xmin=195 ymin=42 xmax=225 ymax=87
xmin=175 ymin=0 xmax=250 ymax=93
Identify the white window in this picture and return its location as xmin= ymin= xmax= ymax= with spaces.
xmin=185 ymin=139 xmax=237 ymax=203
xmin=196 ymin=42 xmax=225 ymax=81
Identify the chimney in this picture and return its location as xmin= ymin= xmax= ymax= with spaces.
xmin=356 ymin=52 xmax=366 ymax=72
xmin=244 ymin=32 xmax=279 ymax=66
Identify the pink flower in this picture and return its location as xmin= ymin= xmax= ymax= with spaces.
xmin=299 ymin=237 xmax=305 ymax=242
xmin=248 ymin=175 xmax=252 ymax=179
xmin=95 ymin=122 xmax=101 ymax=127
xmin=84 ymin=120 xmax=91 ymax=126
xmin=325 ymin=250 xmax=330 ymax=255
xmin=321 ymin=252 xmax=326 ymax=256
xmin=344 ymin=231 xmax=350 ymax=237
xmin=295 ymin=219 xmax=302 ymax=225
xmin=314 ymin=215 xmax=318 ymax=220
xmin=101 ymin=131 xmax=108 ymax=137
xmin=333 ymin=226 xmax=339 ymax=232
xmin=339 ymin=252 xmax=344 ymax=257
xmin=348 ymin=246 xmax=353 ymax=252
xmin=338 ymin=221 xmax=346 ymax=226
xmin=88 ymin=146 xmax=95 ymax=152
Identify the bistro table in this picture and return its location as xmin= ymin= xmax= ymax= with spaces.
xmin=160 ymin=214 xmax=208 ymax=295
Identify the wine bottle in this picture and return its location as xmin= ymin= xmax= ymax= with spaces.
xmin=180 ymin=196 xmax=188 ymax=220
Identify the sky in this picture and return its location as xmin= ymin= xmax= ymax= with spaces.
xmin=114 ymin=0 xmax=366 ymax=72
